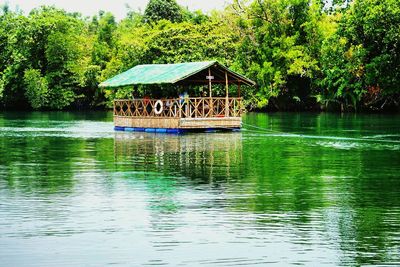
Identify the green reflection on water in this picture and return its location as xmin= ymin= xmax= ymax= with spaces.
xmin=0 ymin=111 xmax=399 ymax=266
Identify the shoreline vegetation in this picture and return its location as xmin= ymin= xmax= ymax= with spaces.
xmin=0 ymin=0 xmax=399 ymax=112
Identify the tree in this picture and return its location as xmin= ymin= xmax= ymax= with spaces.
xmin=232 ymin=0 xmax=319 ymax=110
xmin=0 ymin=7 xmax=93 ymax=109
xmin=0 ymin=11 xmax=32 ymax=108
xmin=318 ymin=0 xmax=400 ymax=111
xmin=23 ymin=69 xmax=49 ymax=109
xmin=144 ymin=0 xmax=183 ymax=23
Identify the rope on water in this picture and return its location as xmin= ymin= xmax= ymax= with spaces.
xmin=184 ymin=121 xmax=400 ymax=144
xmin=242 ymin=122 xmax=400 ymax=144
xmin=241 ymin=122 xmax=288 ymax=134
xmin=196 ymin=121 xmax=285 ymax=135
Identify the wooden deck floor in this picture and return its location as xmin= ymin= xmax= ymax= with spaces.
xmin=114 ymin=116 xmax=241 ymax=130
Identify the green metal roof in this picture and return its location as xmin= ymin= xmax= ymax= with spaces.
xmin=99 ymin=61 xmax=255 ymax=88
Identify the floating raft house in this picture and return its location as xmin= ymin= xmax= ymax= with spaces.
xmin=99 ymin=61 xmax=255 ymax=133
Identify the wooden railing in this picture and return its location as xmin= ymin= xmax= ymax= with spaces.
xmin=114 ymin=97 xmax=244 ymax=118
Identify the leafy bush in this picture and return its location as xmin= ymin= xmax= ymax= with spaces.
xmin=24 ymin=69 xmax=49 ymax=109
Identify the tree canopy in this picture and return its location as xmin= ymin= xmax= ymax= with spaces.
xmin=144 ymin=0 xmax=183 ymax=23
xmin=0 ymin=0 xmax=399 ymax=111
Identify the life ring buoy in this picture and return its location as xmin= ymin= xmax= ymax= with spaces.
xmin=154 ymin=100 xmax=163 ymax=115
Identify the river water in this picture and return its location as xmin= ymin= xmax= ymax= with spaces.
xmin=0 ymin=112 xmax=399 ymax=266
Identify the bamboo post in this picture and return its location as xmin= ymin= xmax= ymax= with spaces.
xmin=202 ymin=98 xmax=205 ymax=118
xmin=189 ymin=99 xmax=192 ymax=118
xmin=225 ymin=71 xmax=229 ymax=117
xmin=174 ymin=104 xmax=177 ymax=118
xmin=194 ymin=98 xmax=197 ymax=118
xmin=208 ymin=68 xmax=213 ymax=116
xmin=208 ymin=68 xmax=212 ymax=98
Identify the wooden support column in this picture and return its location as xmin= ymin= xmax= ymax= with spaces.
xmin=208 ymin=68 xmax=213 ymax=117
xmin=208 ymin=68 xmax=212 ymax=98
xmin=225 ymin=71 xmax=229 ymax=117
xmin=238 ymin=82 xmax=241 ymax=97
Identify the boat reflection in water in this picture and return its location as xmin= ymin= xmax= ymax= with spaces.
xmin=113 ymin=131 xmax=243 ymax=184
xmin=113 ymin=131 xmax=244 ymax=234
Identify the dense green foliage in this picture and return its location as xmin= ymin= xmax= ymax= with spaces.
xmin=0 ymin=0 xmax=398 ymax=111
xmin=144 ymin=0 xmax=183 ymax=23
xmin=318 ymin=0 xmax=400 ymax=111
